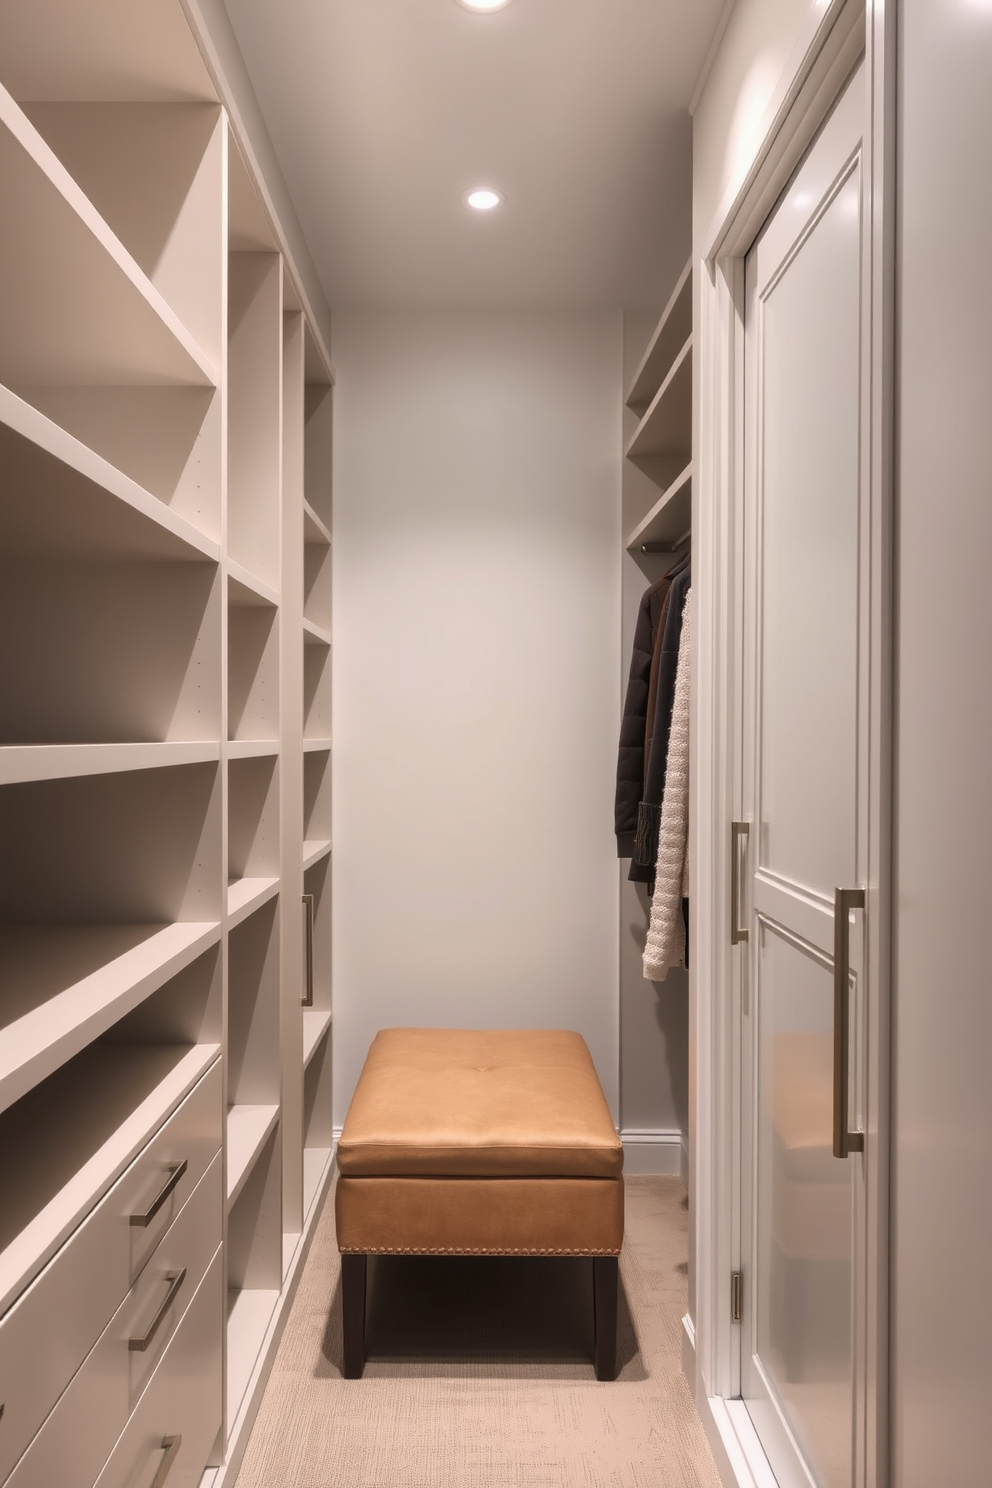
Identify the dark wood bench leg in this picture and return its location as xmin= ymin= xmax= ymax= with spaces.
xmin=593 ymin=1255 xmax=619 ymax=1381
xmin=341 ymin=1253 xmax=367 ymax=1378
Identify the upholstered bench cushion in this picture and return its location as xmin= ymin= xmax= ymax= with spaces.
xmin=337 ymin=1028 xmax=623 ymax=1180
xmin=335 ymin=1028 xmax=624 ymax=1378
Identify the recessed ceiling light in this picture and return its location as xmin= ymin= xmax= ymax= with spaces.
xmin=456 ymin=0 xmax=515 ymax=12
xmin=463 ymin=188 xmax=504 ymax=211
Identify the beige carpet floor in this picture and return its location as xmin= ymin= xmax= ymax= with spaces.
xmin=234 ymin=1175 xmax=723 ymax=1488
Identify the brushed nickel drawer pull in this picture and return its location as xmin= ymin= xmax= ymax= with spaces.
xmin=130 ymin=1160 xmax=188 ymax=1228
xmin=129 ymin=1269 xmax=187 ymax=1352
xmin=833 ymin=886 xmax=866 ymax=1159
xmin=731 ymin=821 xmax=750 ymax=944
xmin=149 ymin=1435 xmax=182 ymax=1488
xmin=302 ymin=893 xmax=315 ymax=1006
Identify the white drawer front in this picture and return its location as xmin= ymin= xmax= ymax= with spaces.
xmin=93 ymin=1249 xmax=223 ymax=1488
xmin=6 ymin=1154 xmax=222 ymax=1488
xmin=0 ymin=1060 xmax=221 ymax=1484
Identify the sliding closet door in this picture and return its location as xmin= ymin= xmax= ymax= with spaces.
xmin=738 ymin=60 xmax=869 ymax=1488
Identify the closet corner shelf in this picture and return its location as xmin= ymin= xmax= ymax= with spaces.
xmin=226 ymin=739 xmax=280 ymax=761
xmin=625 ymin=336 xmax=693 ymax=462
xmin=227 ymin=561 xmax=279 ymax=609
xmin=0 ymin=387 xmax=221 ymax=565
xmin=302 ymin=838 xmax=332 ymax=872
xmin=226 ymin=1104 xmax=280 ymax=1208
xmin=0 ymin=921 xmax=222 ymax=1120
xmin=625 ymin=464 xmax=693 ymax=553
xmin=302 ymin=501 xmax=332 ymax=547
xmin=302 ymin=738 xmax=332 ymax=755
xmin=226 ymin=877 xmax=280 ymax=929
xmin=0 ymin=741 xmax=221 ymax=786
xmin=0 ymin=1042 xmax=221 ymax=1319
xmin=302 ymin=1009 xmax=332 ymax=1068
xmin=227 ymin=1287 xmax=280 ymax=1427
xmin=0 ymin=84 xmax=217 ymax=389
xmin=625 ymin=257 xmax=693 ymax=412
xmin=302 ymin=617 xmax=332 ymax=647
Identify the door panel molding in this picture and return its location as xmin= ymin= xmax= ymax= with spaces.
xmin=690 ymin=3 xmax=895 ymax=1487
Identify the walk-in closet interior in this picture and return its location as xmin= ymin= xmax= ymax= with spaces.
xmin=3 ymin=0 xmax=992 ymax=1486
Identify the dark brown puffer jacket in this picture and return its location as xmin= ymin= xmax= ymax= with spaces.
xmin=614 ymin=574 xmax=673 ymax=856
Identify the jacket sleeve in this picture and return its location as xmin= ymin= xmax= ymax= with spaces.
xmin=643 ymin=588 xmax=692 ymax=981
xmin=630 ymin=566 xmax=690 ymax=880
xmin=614 ymin=585 xmax=660 ymax=856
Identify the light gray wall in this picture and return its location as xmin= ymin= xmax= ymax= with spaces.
xmin=892 ymin=2 xmax=992 ymax=1483
xmin=330 ymin=311 xmax=622 ymax=1123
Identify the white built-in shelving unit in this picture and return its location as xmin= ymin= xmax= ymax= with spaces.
xmin=0 ymin=4 xmax=334 ymax=1485
xmin=623 ymin=258 xmax=693 ymax=553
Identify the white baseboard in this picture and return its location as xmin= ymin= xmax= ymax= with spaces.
xmin=694 ymin=1395 xmax=781 ymax=1488
xmin=621 ymin=1128 xmax=686 ymax=1176
xmin=681 ymin=1310 xmax=696 ymax=1381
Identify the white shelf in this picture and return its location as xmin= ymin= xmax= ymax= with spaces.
xmin=302 ymin=500 xmax=332 ymax=547
xmin=0 ymin=1042 xmax=220 ymax=1318
xmin=302 ymin=838 xmax=332 ymax=872
xmin=0 ymin=387 xmax=219 ymax=563
xmin=625 ymin=335 xmax=693 ymax=462
xmin=226 ymin=739 xmax=279 ymax=761
xmin=302 ymin=1010 xmax=332 ymax=1068
xmin=226 ymin=877 xmax=280 ymax=930
xmin=625 ymin=258 xmax=693 ymax=411
xmin=302 ymin=617 xmax=332 ymax=647
xmin=0 ymin=922 xmax=221 ymax=1117
xmin=625 ymin=463 xmax=693 ymax=552
xmin=0 ymin=1 xmax=217 ymax=107
xmin=303 ymin=1147 xmax=332 ymax=1222
xmin=303 ymin=738 xmax=332 ymax=754
xmin=0 ymin=742 xmax=221 ymax=786
xmin=226 ymin=1104 xmax=280 ymax=1207
xmin=226 ymin=1287 xmax=280 ymax=1425
xmin=0 ymin=83 xmax=216 ymax=388
xmin=227 ymin=560 xmax=279 ymax=609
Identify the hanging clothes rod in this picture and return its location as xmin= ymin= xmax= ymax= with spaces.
xmin=640 ymin=527 xmax=691 ymax=555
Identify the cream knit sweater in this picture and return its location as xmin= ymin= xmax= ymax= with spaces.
xmin=643 ymin=587 xmax=691 ymax=981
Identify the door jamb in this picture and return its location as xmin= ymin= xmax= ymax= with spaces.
xmin=689 ymin=3 xmax=895 ymax=1487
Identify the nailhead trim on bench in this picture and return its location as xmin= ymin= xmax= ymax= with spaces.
xmin=338 ymin=1245 xmax=622 ymax=1255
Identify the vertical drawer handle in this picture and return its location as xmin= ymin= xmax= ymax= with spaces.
xmin=731 ymin=821 xmax=750 ymax=944
xmin=130 ymin=1161 xmax=188 ymax=1228
xmin=149 ymin=1435 xmax=182 ymax=1488
xmin=302 ymin=893 xmax=315 ymax=1006
xmin=833 ymin=886 xmax=866 ymax=1159
xmin=129 ymin=1269 xmax=187 ymax=1352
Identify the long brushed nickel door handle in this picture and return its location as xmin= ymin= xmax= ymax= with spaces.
xmin=833 ymin=886 xmax=865 ymax=1158
xmin=149 ymin=1435 xmax=182 ymax=1488
xmin=303 ymin=886 xmax=313 ymax=1005
xmin=129 ymin=1269 xmax=187 ymax=1352
xmin=130 ymin=1160 xmax=188 ymax=1228
xmin=731 ymin=822 xmax=750 ymax=944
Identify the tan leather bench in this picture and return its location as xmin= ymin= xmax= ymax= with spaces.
xmin=335 ymin=1027 xmax=624 ymax=1379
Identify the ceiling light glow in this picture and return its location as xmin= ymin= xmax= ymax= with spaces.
xmin=456 ymin=0 xmax=515 ymax=11
xmin=464 ymin=188 xmax=503 ymax=211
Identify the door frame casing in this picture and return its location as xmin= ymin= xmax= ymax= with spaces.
xmin=688 ymin=2 xmax=895 ymax=1485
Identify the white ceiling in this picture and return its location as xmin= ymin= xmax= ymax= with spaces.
xmin=222 ymin=0 xmax=726 ymax=310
